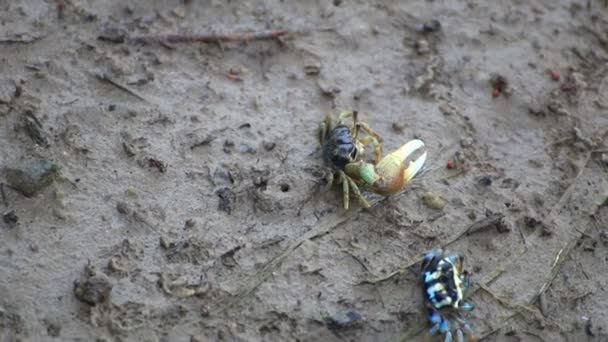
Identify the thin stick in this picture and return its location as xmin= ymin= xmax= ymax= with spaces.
xmin=129 ymin=30 xmax=290 ymax=45
xmin=219 ymin=206 xmax=365 ymax=311
xmin=0 ymin=183 xmax=7 ymax=207
xmin=92 ymin=73 xmax=151 ymax=103
xmin=465 ymin=213 xmax=505 ymax=235
xmin=546 ymin=152 xmax=592 ymax=219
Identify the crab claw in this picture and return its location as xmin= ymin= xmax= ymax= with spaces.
xmin=369 ymin=139 xmax=427 ymax=196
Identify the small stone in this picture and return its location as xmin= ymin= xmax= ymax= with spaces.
xmin=601 ymin=153 xmax=608 ymax=166
xmin=460 ymin=137 xmax=474 ymax=148
xmin=159 ymin=236 xmax=170 ymax=249
xmin=3 ymin=210 xmax=18 ymax=226
xmin=185 ymin=219 xmax=195 ymax=228
xmin=422 ymin=19 xmax=441 ymax=33
xmin=263 ymin=141 xmax=276 ymax=151
xmin=171 ymin=5 xmax=186 ymax=18
xmin=200 ymin=304 xmax=210 ymax=317
xmin=238 ymin=143 xmax=257 ymax=154
xmin=478 ymin=175 xmax=492 ymax=186
xmin=325 ymin=311 xmax=363 ymax=330
xmin=421 ymin=192 xmax=445 ymax=210
xmin=212 ymin=167 xmax=234 ymax=187
xmin=107 ymin=256 xmax=126 ymax=274
xmin=4 ymin=160 xmax=60 ymax=197
xmin=116 ymin=201 xmax=130 ymax=215
xmin=223 ymin=140 xmax=234 ymax=154
xmin=44 ymin=318 xmax=61 ymax=337
xmin=0 ymin=78 xmax=16 ymax=104
xmin=125 ymin=188 xmax=138 ymax=198
xmin=98 ymin=23 xmax=127 ymax=43
xmin=304 ymin=60 xmax=321 ymax=75
xmin=0 ymin=103 xmax=10 ymax=116
xmin=415 ymin=39 xmax=430 ymax=55
xmin=216 ymin=187 xmax=235 ymax=214
xmin=317 ymin=79 xmax=340 ymax=98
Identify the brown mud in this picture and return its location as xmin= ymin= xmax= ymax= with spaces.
xmin=1 ymin=1 xmax=608 ymax=341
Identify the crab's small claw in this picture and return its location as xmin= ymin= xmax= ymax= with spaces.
xmin=365 ymin=139 xmax=426 ymax=196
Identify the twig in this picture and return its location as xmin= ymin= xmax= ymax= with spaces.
xmin=546 ymin=152 xmax=592 ymax=219
xmin=478 ymin=284 xmax=546 ymax=323
xmin=218 ymin=204 xmax=367 ymax=311
xmin=92 ymin=72 xmax=151 ymax=103
xmin=465 ymin=213 xmax=505 ymax=235
xmin=129 ymin=30 xmax=290 ymax=45
xmin=359 ymin=217 xmax=500 ymax=285
xmin=581 ymin=25 xmax=608 ymax=53
xmin=0 ymin=183 xmax=7 ymax=207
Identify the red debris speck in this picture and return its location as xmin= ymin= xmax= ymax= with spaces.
xmin=550 ymin=70 xmax=560 ymax=81
xmin=491 ymin=88 xmax=501 ymax=98
xmin=446 ymin=160 xmax=455 ymax=169
xmin=56 ymin=2 xmax=65 ymax=10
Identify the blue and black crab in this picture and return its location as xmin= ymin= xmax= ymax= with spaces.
xmin=421 ymin=248 xmax=476 ymax=342
xmin=317 ymin=110 xmax=427 ymax=209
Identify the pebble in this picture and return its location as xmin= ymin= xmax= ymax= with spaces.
xmin=421 ymin=192 xmax=446 ymax=210
xmin=460 ymin=137 xmax=474 ymax=148
xmin=422 ymin=19 xmax=441 ymax=33
xmin=325 ymin=310 xmax=363 ymax=330
xmin=3 ymin=210 xmax=18 ymax=226
xmin=415 ymin=39 xmax=431 ymax=55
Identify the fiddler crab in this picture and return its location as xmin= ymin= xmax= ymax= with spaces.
xmin=421 ymin=248 xmax=475 ymax=342
xmin=317 ymin=110 xmax=427 ymax=209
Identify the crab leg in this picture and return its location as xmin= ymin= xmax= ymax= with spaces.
xmin=337 ymin=171 xmax=350 ymax=210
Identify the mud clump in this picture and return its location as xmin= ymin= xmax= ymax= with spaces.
xmin=73 ymin=264 xmax=112 ymax=306
xmin=421 ymin=192 xmax=446 ymax=210
xmin=3 ymin=160 xmax=60 ymax=197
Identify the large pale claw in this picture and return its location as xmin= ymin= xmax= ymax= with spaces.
xmin=371 ymin=139 xmax=427 ymax=195
xmin=400 ymin=139 xmax=427 ymax=184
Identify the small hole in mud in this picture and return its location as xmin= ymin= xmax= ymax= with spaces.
xmin=280 ymin=183 xmax=290 ymax=192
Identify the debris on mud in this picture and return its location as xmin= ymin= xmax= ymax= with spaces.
xmin=73 ymin=263 xmax=113 ymax=306
xmin=421 ymin=19 xmax=441 ymax=33
xmin=414 ymin=39 xmax=431 ymax=55
xmin=324 ymin=310 xmax=364 ymax=331
xmin=220 ymin=244 xmax=244 ymax=268
xmin=158 ymin=273 xmax=211 ymax=298
xmin=2 ymin=210 xmax=18 ymax=227
xmin=216 ymin=187 xmax=235 ymax=214
xmin=238 ymin=143 xmax=257 ymax=154
xmin=262 ymin=141 xmax=276 ymax=151
xmin=162 ymin=238 xmax=211 ymax=265
xmin=523 ymin=216 xmax=552 ymax=237
xmin=19 ymin=110 xmax=50 ymax=147
xmin=421 ymin=192 xmax=445 ymax=210
xmin=43 ymin=318 xmax=61 ymax=337
xmin=98 ymin=23 xmax=127 ymax=43
xmin=0 ymin=78 xmax=17 ymax=104
xmin=116 ymin=201 xmax=131 ymax=215
xmin=466 ymin=212 xmax=509 ymax=235
xmin=146 ymin=157 xmax=167 ymax=173
xmin=489 ymin=73 xmax=510 ymax=97
xmin=317 ymin=79 xmax=340 ymax=98
xmin=3 ymin=160 xmax=60 ymax=197
xmin=304 ymin=59 xmax=321 ymax=75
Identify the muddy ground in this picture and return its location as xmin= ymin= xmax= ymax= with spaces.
xmin=1 ymin=1 xmax=608 ymax=341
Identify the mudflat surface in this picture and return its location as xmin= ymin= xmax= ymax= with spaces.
xmin=1 ymin=1 xmax=608 ymax=341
